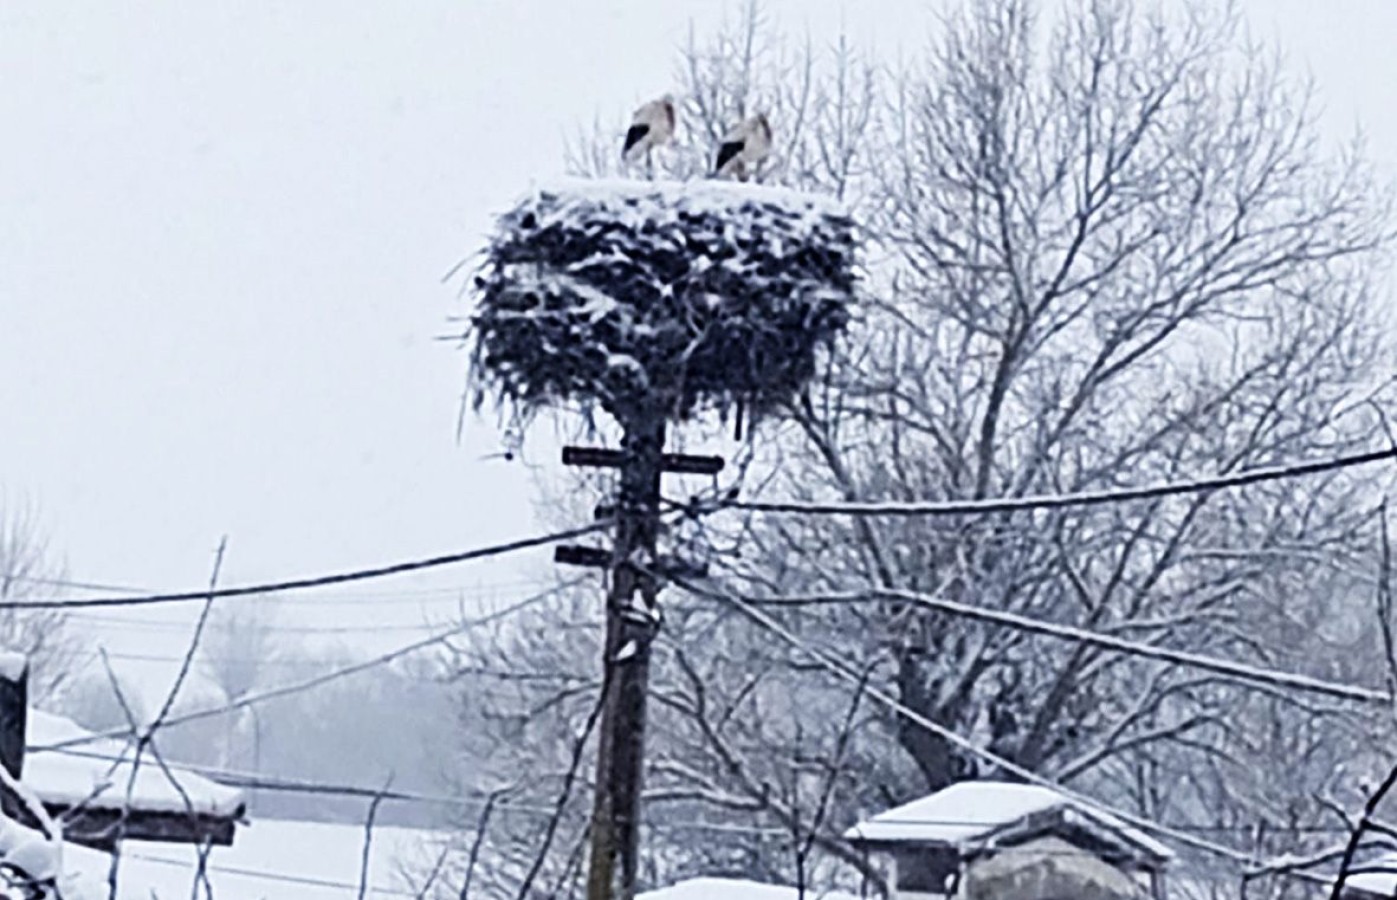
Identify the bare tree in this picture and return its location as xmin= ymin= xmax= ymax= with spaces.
xmin=792 ymin=0 xmax=1387 ymax=782
xmin=456 ymin=0 xmax=1397 ymax=896
xmin=0 ymin=502 xmax=82 ymax=702
xmin=197 ymin=596 xmax=283 ymax=705
xmin=196 ymin=595 xmax=284 ymax=780
xmin=702 ymin=0 xmax=1396 ymax=890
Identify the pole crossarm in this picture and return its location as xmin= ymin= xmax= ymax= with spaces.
xmin=563 ymin=446 xmax=726 ymax=476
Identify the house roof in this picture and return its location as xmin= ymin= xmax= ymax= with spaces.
xmin=842 ymin=780 xmax=1173 ymax=864
xmin=24 ymin=709 xmax=244 ymax=819
xmin=638 ymin=877 xmax=860 ymax=900
xmin=1337 ymin=851 xmax=1397 ymax=897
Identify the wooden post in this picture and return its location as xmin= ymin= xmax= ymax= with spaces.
xmin=0 ymin=658 xmax=28 ymax=822
xmin=586 ymin=410 xmax=666 ymax=900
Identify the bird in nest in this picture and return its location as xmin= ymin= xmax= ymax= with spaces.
xmin=713 ymin=113 xmax=773 ymax=181
xmin=622 ymin=94 xmax=677 ymax=177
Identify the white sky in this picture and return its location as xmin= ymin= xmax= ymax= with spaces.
xmin=1 ymin=0 xmax=1395 ymax=686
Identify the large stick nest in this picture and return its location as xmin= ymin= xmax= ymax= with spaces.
xmin=464 ymin=179 xmax=858 ymax=424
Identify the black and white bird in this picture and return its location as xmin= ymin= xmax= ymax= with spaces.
xmin=622 ymin=95 xmax=677 ymax=174
xmin=713 ymin=113 xmax=773 ymax=181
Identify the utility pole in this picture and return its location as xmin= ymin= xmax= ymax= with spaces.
xmin=472 ymin=178 xmax=857 ymax=900
xmin=558 ymin=413 xmax=723 ymax=900
xmin=586 ymin=409 xmax=664 ymax=900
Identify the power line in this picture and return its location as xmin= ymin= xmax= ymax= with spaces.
xmin=14 ymin=573 xmax=560 ymax=605
xmin=73 ymin=616 xmax=457 ymax=635
xmin=714 ymin=583 xmax=1391 ymax=706
xmin=3 ymin=576 xmax=148 ymax=595
xmin=69 ymin=579 xmax=1364 ymax=856
xmin=46 ymin=748 xmax=1363 ymax=836
xmin=30 ymin=580 xmax=580 ymax=753
xmin=98 ymin=651 xmax=447 ymax=668
xmin=43 ymin=750 xmax=797 ymax=838
xmin=0 ymin=522 xmax=609 ymax=611
xmin=722 ymin=446 xmax=1397 ymax=517
xmin=46 ymin=748 xmax=551 ymax=814
xmin=120 ymin=849 xmax=421 ymax=897
xmin=669 ymin=574 xmax=1322 ymax=881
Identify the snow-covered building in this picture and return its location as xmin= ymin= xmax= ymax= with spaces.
xmin=0 ymin=707 xmax=250 ymax=898
xmin=23 ymin=708 xmax=246 ymax=851
xmin=0 ymin=656 xmax=249 ymax=898
xmin=844 ymin=781 xmax=1173 ymax=900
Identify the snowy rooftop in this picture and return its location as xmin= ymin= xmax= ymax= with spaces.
xmin=24 ymin=710 xmax=245 ymax=819
xmin=843 ymin=781 xmax=1173 ymax=862
xmin=1339 ymin=851 xmax=1397 ymax=897
xmin=638 ymin=877 xmax=860 ymax=900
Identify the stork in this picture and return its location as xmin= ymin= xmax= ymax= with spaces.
xmin=622 ymin=95 xmax=677 ymax=178
xmin=713 ymin=113 xmax=773 ymax=181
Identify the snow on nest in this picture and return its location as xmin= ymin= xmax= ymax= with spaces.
xmin=531 ymin=177 xmax=850 ymax=219
xmin=23 ymin=710 xmax=244 ymax=818
xmin=469 ymin=175 xmax=858 ymax=423
xmin=843 ymin=780 xmax=1173 ymax=861
xmin=638 ymin=877 xmax=861 ymax=900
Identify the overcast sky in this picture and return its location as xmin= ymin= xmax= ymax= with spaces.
xmin=2 ymin=0 xmax=1395 ymax=688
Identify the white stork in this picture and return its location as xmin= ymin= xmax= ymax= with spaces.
xmin=713 ymin=113 xmax=773 ymax=181
xmin=622 ymin=95 xmax=677 ymax=176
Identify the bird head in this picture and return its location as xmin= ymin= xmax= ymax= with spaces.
xmin=754 ymin=113 xmax=773 ymax=140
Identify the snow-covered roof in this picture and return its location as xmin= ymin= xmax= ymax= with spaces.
xmin=23 ymin=710 xmax=244 ymax=819
xmin=843 ymin=781 xmax=1173 ymax=863
xmin=638 ymin=877 xmax=860 ymax=900
xmin=1339 ymin=851 xmax=1397 ymax=897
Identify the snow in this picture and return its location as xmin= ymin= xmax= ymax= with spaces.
xmin=0 ymin=654 xmax=27 ymax=683
xmin=57 ymin=846 xmax=868 ymax=900
xmin=843 ymin=780 xmax=1173 ymax=861
xmin=23 ymin=710 xmax=245 ymax=818
xmin=0 ymin=815 xmax=57 ymax=885
xmin=530 ymin=177 xmax=850 ymax=220
xmin=60 ymin=818 xmax=444 ymax=899
xmin=638 ymin=877 xmax=860 ymax=900
xmin=1340 ymin=851 xmax=1397 ymax=897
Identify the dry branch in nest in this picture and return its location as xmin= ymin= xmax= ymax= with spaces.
xmin=463 ymin=178 xmax=858 ymax=426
